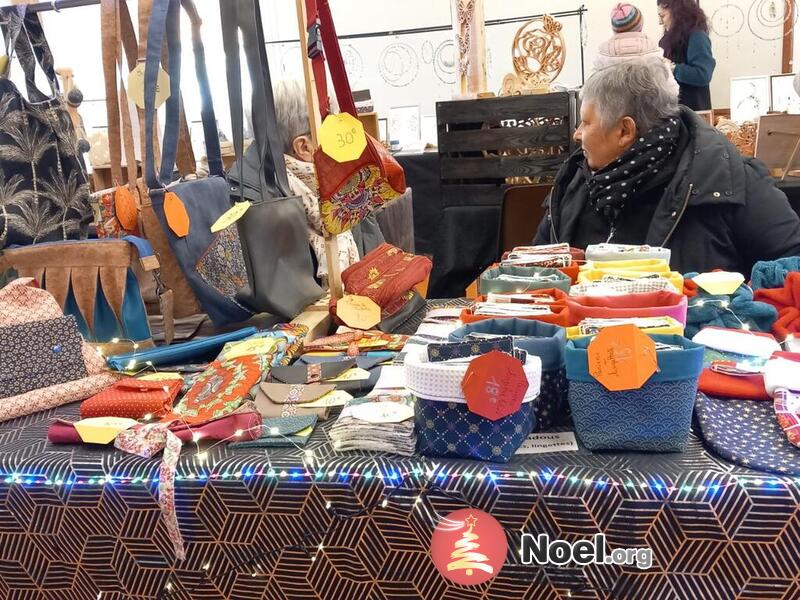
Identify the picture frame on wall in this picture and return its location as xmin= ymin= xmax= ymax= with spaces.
xmin=730 ymin=76 xmax=770 ymax=123
xmin=770 ymin=74 xmax=800 ymax=114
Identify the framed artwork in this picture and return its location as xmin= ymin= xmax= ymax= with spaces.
xmin=730 ymin=76 xmax=770 ymax=123
xmin=770 ymin=74 xmax=800 ymax=114
xmin=389 ymin=105 xmax=420 ymax=145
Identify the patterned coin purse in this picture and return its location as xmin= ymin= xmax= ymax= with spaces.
xmin=80 ymin=377 xmax=183 ymax=420
xmin=0 ymin=315 xmax=87 ymax=399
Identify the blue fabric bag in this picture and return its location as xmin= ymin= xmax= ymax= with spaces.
xmin=106 ymin=327 xmax=258 ymax=371
xmin=449 ymin=318 xmax=568 ymax=430
xmin=565 ymin=334 xmax=704 ymax=452
xmin=143 ymin=0 xmax=252 ymax=326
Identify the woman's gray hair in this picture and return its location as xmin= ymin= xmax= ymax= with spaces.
xmin=273 ymin=79 xmax=311 ymax=155
xmin=580 ymin=59 xmax=680 ymax=133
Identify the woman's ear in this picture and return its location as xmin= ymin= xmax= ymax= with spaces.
xmin=292 ymin=135 xmax=315 ymax=162
xmin=619 ymin=116 xmax=638 ymax=148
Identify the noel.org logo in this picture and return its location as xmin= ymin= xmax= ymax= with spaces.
xmin=429 ymin=509 xmax=507 ymax=585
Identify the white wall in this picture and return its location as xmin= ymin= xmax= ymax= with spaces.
xmin=6 ymin=0 xmax=791 ymax=148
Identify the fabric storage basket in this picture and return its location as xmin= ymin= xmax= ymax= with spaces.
xmin=566 ymin=316 xmax=684 ymax=340
xmin=566 ymin=290 xmax=688 ymax=326
xmin=479 ymin=266 xmax=572 ymax=295
xmin=405 ymin=352 xmax=542 ymax=462
xmin=565 ymin=334 xmax=705 ymax=452
xmin=449 ymin=318 xmax=567 ymax=430
xmin=459 ymin=288 xmax=570 ymax=326
xmin=585 ymin=244 xmax=671 ymax=263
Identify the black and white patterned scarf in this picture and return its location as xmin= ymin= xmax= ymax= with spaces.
xmin=584 ymin=116 xmax=681 ymax=223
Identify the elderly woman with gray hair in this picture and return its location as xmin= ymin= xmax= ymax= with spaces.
xmin=534 ymin=60 xmax=800 ymax=275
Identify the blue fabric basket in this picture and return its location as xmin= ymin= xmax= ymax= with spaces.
xmin=565 ymin=334 xmax=704 ymax=452
xmin=449 ymin=318 xmax=568 ymax=430
xmin=405 ymin=352 xmax=541 ymax=462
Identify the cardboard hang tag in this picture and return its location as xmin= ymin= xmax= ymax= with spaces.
xmin=127 ymin=63 xmax=170 ymax=109
xmin=337 ymin=295 xmax=381 ymax=330
xmin=211 ymin=202 xmax=251 ymax=233
xmin=74 ymin=417 xmax=139 ymax=445
xmin=223 ymin=337 xmax=278 ymax=360
xmin=587 ymin=324 xmax=658 ymax=392
xmin=319 ymin=113 xmax=367 ymax=163
xmin=461 ymin=351 xmax=529 ymax=421
xmin=163 ymin=191 xmax=190 ymax=237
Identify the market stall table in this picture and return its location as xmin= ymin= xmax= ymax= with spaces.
xmin=1 ymin=304 xmax=799 ymax=600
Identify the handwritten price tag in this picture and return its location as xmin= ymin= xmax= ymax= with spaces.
xmin=223 ymin=337 xmax=277 ymax=360
xmin=319 ymin=113 xmax=367 ymax=163
xmin=461 ymin=351 xmax=529 ymax=421
xmin=337 ymin=294 xmax=381 ymax=330
xmin=587 ymin=324 xmax=658 ymax=392
xmin=74 ymin=417 xmax=138 ymax=445
xmin=211 ymin=202 xmax=251 ymax=233
xmin=127 ymin=63 xmax=170 ymax=110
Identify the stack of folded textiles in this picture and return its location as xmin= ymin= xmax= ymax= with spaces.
xmin=567 ymin=316 xmax=684 ymax=339
xmin=577 ymin=257 xmax=684 ymax=292
xmin=459 ymin=289 xmax=570 ymax=326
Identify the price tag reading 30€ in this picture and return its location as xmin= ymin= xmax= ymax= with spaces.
xmin=319 ymin=113 xmax=367 ymax=163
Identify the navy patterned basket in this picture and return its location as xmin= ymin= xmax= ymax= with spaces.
xmin=405 ymin=352 xmax=541 ymax=462
xmin=449 ymin=318 xmax=568 ymax=430
xmin=565 ymin=334 xmax=704 ymax=452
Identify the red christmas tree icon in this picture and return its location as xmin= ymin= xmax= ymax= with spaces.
xmin=446 ymin=514 xmax=494 ymax=577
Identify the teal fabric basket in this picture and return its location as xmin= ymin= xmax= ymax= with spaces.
xmin=478 ymin=266 xmax=571 ymax=295
xmin=565 ymin=334 xmax=704 ymax=452
xmin=449 ymin=318 xmax=568 ymax=430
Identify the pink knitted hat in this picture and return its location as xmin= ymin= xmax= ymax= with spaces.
xmin=611 ymin=3 xmax=643 ymax=33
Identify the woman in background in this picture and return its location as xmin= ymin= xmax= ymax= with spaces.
xmin=657 ymin=0 xmax=715 ymax=110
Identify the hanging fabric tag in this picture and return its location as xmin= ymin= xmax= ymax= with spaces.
xmin=114 ymin=186 xmax=139 ymax=231
xmin=163 ymin=191 xmax=190 ymax=237
xmin=211 ymin=202 xmax=251 ymax=233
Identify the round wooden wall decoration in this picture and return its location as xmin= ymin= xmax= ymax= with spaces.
xmin=502 ymin=14 xmax=565 ymax=95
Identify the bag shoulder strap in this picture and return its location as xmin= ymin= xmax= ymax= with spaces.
xmin=144 ymin=0 xmax=223 ymax=191
xmin=5 ymin=6 xmax=60 ymax=102
xmin=221 ymin=0 xmax=290 ymax=195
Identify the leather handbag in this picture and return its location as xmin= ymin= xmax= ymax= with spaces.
xmin=306 ymin=0 xmax=406 ymax=235
xmin=0 ymin=6 xmax=93 ymax=248
xmin=220 ymin=0 xmax=323 ymax=319
xmin=0 ymin=236 xmax=173 ymax=351
xmin=143 ymin=0 xmax=252 ymax=326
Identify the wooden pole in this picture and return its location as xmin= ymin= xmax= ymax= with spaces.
xmin=452 ymin=0 xmax=487 ymax=95
xmin=783 ymin=0 xmax=796 ymax=74
xmin=296 ymin=0 xmax=343 ymax=300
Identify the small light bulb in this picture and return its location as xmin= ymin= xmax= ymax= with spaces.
xmin=720 ymin=301 xmax=729 ymax=309
xmin=162 ymin=386 xmax=170 ymax=394
xmin=234 ymin=429 xmax=243 ymax=437
xmin=111 ymin=338 xmax=120 ymax=344
xmin=325 ymin=501 xmax=331 ymax=509
xmin=269 ymin=427 xmax=279 ymax=436
xmin=305 ymin=449 xmax=314 ymax=458
xmin=318 ymin=543 xmax=324 ymax=551
xmin=143 ymin=413 xmax=152 ymax=421
xmin=742 ymin=323 xmax=751 ymax=331
xmin=192 ymin=432 xmax=202 ymax=442
xmin=381 ymin=499 xmax=388 ymax=508
xmin=414 ymin=496 xmax=421 ymax=504
xmin=696 ymin=300 xmax=705 ymax=307
xmin=126 ymin=359 xmax=137 ymax=370
xmin=146 ymin=361 xmax=153 ymax=366
xmin=196 ymin=452 xmax=207 ymax=462
xmin=133 ymin=343 xmax=139 ymax=350
xmin=203 ymin=563 xmax=210 ymax=571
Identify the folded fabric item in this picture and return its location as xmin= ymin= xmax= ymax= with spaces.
xmin=479 ymin=266 xmax=572 ymax=295
xmin=566 ymin=290 xmax=688 ymax=327
xmin=684 ymin=272 xmax=778 ymax=339
xmin=577 ymin=268 xmax=684 ymax=292
xmin=0 ymin=315 xmax=88 ymax=398
xmin=0 ymin=278 xmax=116 ymax=422
xmin=566 ymin=316 xmax=684 ymax=339
xmin=764 ymin=353 xmax=800 ymax=395
xmin=753 ymin=272 xmax=800 ymax=341
xmin=581 ymin=257 xmax=670 ymax=272
xmin=750 ymin=257 xmax=800 ymax=291
xmin=261 ymin=323 xmax=309 ymax=366
xmin=271 ymin=359 xmax=355 ymax=384
xmin=569 ymin=277 xmax=678 ymax=297
xmin=292 ymin=354 xmax=384 ymax=394
xmin=459 ymin=289 xmax=570 ymax=326
xmin=585 ymin=243 xmax=671 ymax=263
xmin=774 ymin=389 xmax=800 ymax=448
xmin=106 ymin=327 xmax=259 ymax=371
xmin=694 ymin=393 xmax=800 ymax=475
xmin=217 ymin=333 xmax=287 ymax=371
xmin=501 ymin=251 xmax=572 ymax=268
xmin=80 ymin=376 xmax=183 ymax=419
xmin=48 ymin=404 xmax=262 ymax=444
xmin=692 ymin=327 xmax=782 ymax=358
xmin=329 ymin=396 xmax=415 ymax=455
xmin=228 ymin=415 xmax=317 ymax=448
xmin=377 ymin=291 xmax=426 ymax=333
xmin=161 ymin=356 xmax=262 ymax=426
xmin=698 ymin=368 xmax=769 ymax=401
xmin=302 ymin=330 xmax=408 ymax=354
xmin=256 ymin=382 xmax=335 ymax=420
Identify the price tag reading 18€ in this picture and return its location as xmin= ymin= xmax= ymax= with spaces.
xmin=319 ymin=113 xmax=367 ymax=163
xmin=127 ymin=63 xmax=171 ymax=110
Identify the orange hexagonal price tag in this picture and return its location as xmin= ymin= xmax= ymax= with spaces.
xmin=461 ymin=350 xmax=529 ymax=421
xmin=587 ymin=324 xmax=658 ymax=392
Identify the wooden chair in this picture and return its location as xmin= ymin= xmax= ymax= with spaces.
xmin=499 ymin=184 xmax=552 ymax=254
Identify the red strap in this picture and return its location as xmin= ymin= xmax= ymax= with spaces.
xmin=305 ymin=0 xmax=357 ymax=119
